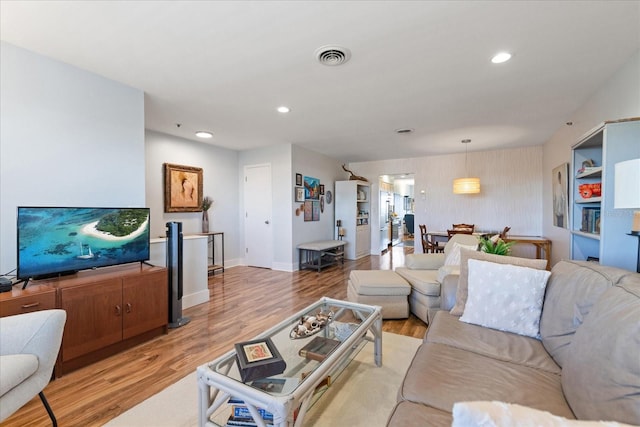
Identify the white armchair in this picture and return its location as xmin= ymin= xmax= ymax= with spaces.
xmin=0 ymin=309 xmax=66 ymax=425
xmin=395 ymin=234 xmax=478 ymax=324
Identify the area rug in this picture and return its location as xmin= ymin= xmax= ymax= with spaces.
xmin=105 ymin=332 xmax=422 ymax=427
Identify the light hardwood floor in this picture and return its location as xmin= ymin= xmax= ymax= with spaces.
xmin=2 ymin=243 xmax=425 ymax=426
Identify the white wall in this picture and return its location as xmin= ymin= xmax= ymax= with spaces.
xmin=145 ymin=130 xmax=241 ymax=267
xmin=351 ymin=146 xmax=543 ymax=255
xmin=0 ymin=42 xmax=145 ymax=275
xmin=542 ymin=50 xmax=640 ymax=266
xmin=292 ymin=146 xmax=346 ymax=265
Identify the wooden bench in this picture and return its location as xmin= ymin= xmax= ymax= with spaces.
xmin=297 ymin=240 xmax=346 ymax=272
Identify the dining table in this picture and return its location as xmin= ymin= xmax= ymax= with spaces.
xmin=427 ymin=231 xmax=552 ymax=270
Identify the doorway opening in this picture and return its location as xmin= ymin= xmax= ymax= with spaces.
xmin=378 ymin=173 xmax=415 ymax=253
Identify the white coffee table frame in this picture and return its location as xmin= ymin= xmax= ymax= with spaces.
xmin=197 ymin=297 xmax=382 ymax=427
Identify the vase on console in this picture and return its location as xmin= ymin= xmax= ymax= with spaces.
xmin=202 ymin=211 xmax=209 ymax=234
xmin=201 ymin=195 xmax=213 ymax=234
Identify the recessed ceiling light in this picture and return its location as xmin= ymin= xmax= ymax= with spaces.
xmin=195 ymin=131 xmax=213 ymax=139
xmin=277 ymin=106 xmax=290 ymax=113
xmin=491 ymin=52 xmax=512 ymax=64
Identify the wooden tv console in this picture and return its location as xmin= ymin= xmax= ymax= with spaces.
xmin=0 ymin=263 xmax=168 ymax=377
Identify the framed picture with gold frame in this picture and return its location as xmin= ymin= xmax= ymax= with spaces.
xmin=164 ymin=163 xmax=203 ymax=212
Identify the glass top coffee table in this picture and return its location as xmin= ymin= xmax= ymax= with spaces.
xmin=197 ymin=297 xmax=382 ymax=427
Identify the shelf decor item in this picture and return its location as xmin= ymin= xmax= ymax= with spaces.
xmin=234 ymin=337 xmax=286 ymax=383
xmin=578 ymin=182 xmax=601 ymax=199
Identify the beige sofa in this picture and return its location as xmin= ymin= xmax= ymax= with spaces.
xmin=395 ymin=233 xmax=479 ymax=324
xmin=386 ymin=257 xmax=640 ymax=426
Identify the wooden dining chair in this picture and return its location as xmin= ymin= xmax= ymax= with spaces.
xmin=420 ymin=224 xmax=443 ymax=253
xmin=452 ymin=223 xmax=475 ymax=233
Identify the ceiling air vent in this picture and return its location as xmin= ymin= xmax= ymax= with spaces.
xmin=315 ymin=45 xmax=351 ymax=66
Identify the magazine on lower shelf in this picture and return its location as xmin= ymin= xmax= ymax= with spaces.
xmin=226 ymin=397 xmax=274 ymax=426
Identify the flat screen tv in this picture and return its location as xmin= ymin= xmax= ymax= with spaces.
xmin=17 ymin=207 xmax=151 ymax=281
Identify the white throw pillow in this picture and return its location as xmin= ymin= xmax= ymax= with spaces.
xmin=452 ymin=401 xmax=635 ymax=427
xmin=459 ymin=259 xmax=551 ymax=338
xmin=444 ymin=242 xmax=478 ymax=266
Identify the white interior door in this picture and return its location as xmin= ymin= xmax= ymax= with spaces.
xmin=244 ymin=164 xmax=273 ymax=268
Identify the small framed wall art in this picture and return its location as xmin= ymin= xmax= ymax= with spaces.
xmin=295 ymin=187 xmax=305 ymax=202
xmin=295 ymin=173 xmax=303 ymax=186
xmin=164 ymin=163 xmax=203 ymax=212
xmin=304 ymin=176 xmax=320 ymax=200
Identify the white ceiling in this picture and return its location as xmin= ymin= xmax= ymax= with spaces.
xmin=2 ymin=1 xmax=639 ymax=162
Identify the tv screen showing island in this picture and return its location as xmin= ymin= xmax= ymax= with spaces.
xmin=17 ymin=207 xmax=151 ymax=280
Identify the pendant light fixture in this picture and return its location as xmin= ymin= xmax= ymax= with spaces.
xmin=453 ymin=139 xmax=481 ymax=194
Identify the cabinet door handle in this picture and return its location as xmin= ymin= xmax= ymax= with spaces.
xmin=125 ymin=303 xmax=132 ymax=313
xmin=115 ymin=305 xmax=122 ymax=316
xmin=21 ymin=302 xmax=40 ymax=309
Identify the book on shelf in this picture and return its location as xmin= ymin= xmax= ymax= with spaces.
xmin=581 ymin=207 xmax=601 ymax=234
xmin=298 ymin=336 xmax=340 ymax=362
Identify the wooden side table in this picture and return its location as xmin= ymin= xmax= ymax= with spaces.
xmin=201 ymin=232 xmax=224 ymax=275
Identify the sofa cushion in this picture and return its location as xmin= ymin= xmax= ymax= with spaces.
xmin=395 ymin=268 xmax=440 ymax=296
xmin=540 ymin=260 xmax=630 ymax=368
xmin=348 ymin=270 xmax=411 ymax=296
xmin=0 ymin=354 xmax=38 ymax=396
xmin=426 ymin=311 xmax=560 ymax=374
xmin=444 ymin=241 xmax=478 ymax=266
xmin=387 ymin=401 xmax=452 ymax=427
xmin=452 ymin=401 xmax=635 ymax=427
xmin=404 ymin=253 xmax=445 ymax=270
xmin=437 ymin=265 xmax=460 ymax=284
xmin=561 ymin=275 xmax=640 ymax=425
xmin=398 ymin=342 xmax=574 ymax=419
xmin=450 ymin=249 xmax=547 ymax=316
xmin=460 ymin=259 xmax=551 ymax=338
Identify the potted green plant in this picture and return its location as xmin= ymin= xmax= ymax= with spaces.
xmin=479 ymin=234 xmax=516 ymax=255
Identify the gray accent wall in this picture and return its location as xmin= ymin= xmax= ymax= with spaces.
xmin=0 ymin=42 xmax=145 ymax=275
